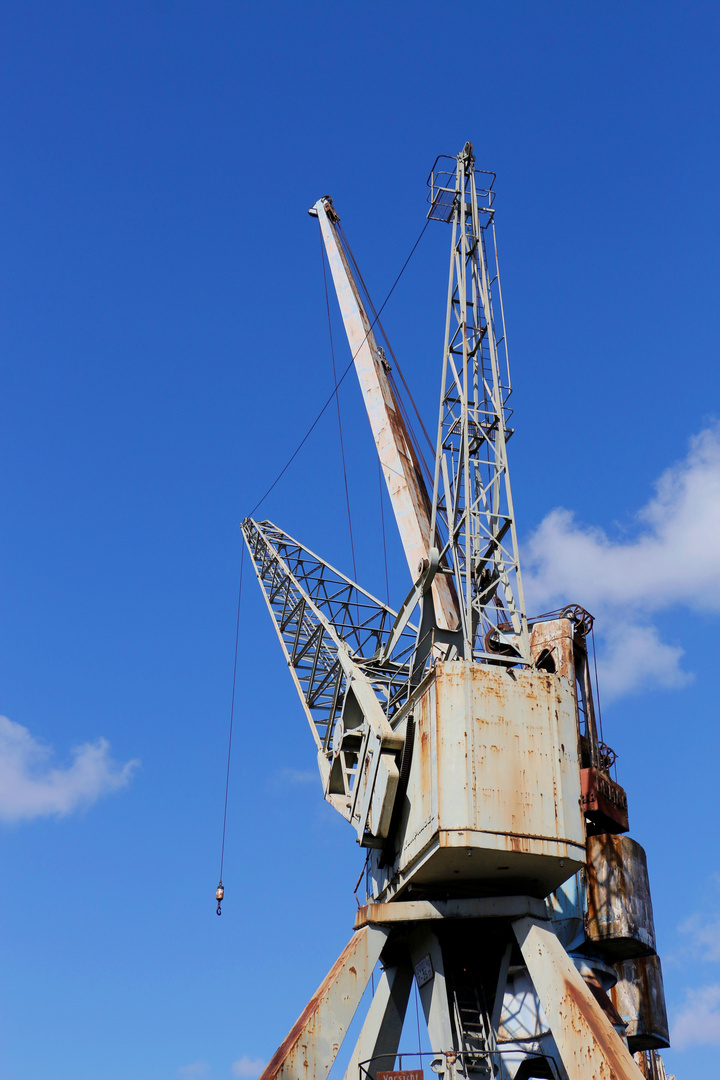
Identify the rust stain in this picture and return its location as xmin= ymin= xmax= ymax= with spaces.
xmin=562 ymin=974 xmax=640 ymax=1078
xmin=610 ymin=955 xmax=669 ymax=1050
xmin=257 ymin=929 xmax=368 ymax=1080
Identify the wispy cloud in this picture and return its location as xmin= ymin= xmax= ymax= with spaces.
xmin=672 ymin=984 xmax=720 ymax=1049
xmin=524 ymin=423 xmax=720 ymax=699
xmin=266 ymin=766 xmax=318 ymax=795
xmin=675 ymin=880 xmax=720 ymax=964
xmin=179 ymin=1064 xmax=210 ymax=1079
xmin=0 ymin=715 xmax=139 ymax=823
xmin=232 ymin=1056 xmax=266 ymax=1079
xmin=275 ymin=767 xmax=317 ymax=785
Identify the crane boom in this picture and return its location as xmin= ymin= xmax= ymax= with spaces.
xmin=311 ymin=196 xmax=460 ymax=633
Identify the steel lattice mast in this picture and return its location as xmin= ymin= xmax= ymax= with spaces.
xmin=428 ymin=143 xmax=530 ymax=663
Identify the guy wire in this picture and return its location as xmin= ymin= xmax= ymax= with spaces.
xmin=247 ymin=217 xmax=430 ymax=518
xmin=320 ymin=231 xmax=358 ymax=584
xmin=216 ymin=542 xmax=245 ymax=910
xmin=378 ymin=457 xmax=390 ymax=605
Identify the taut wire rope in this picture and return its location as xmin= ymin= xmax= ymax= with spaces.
xmin=246 ymin=217 xmax=430 ymax=520
xmin=217 ymin=215 xmax=430 ymax=914
xmin=338 ymin=221 xmax=436 ymax=466
xmin=378 ymin=457 xmax=390 ymax=605
xmin=320 ymin=231 xmax=358 ymax=584
xmin=215 ymin=542 xmax=245 ymax=914
xmin=414 ymin=981 xmax=423 ymax=1054
xmin=590 ymin=624 xmax=606 ymax=754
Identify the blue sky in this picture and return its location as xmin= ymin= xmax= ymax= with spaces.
xmin=1 ymin=2 xmax=719 ymax=1078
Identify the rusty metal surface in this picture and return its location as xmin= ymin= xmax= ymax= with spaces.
xmin=581 ymin=767 xmax=629 ymax=834
xmin=371 ymin=661 xmax=585 ymax=901
xmin=586 ymin=835 xmax=657 ymax=959
xmin=513 ymin=916 xmax=646 ymax=1080
xmin=258 ymin=926 xmax=389 ymax=1080
xmin=632 ymin=1049 xmax=672 ymax=1079
xmin=354 ymin=895 xmax=547 ymax=929
xmin=529 ymin=618 xmax=575 ymax=680
xmin=610 ymin=955 xmax=669 ymax=1051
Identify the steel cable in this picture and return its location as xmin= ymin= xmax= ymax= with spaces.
xmin=320 ymin=231 xmax=358 ymax=584
xmin=215 ymin=543 xmax=245 ymax=914
xmin=247 ymin=217 xmax=430 ymax=518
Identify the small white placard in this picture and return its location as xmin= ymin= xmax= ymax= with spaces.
xmin=414 ymin=954 xmax=434 ymax=987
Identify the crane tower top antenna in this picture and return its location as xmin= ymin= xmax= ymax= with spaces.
xmin=428 ymin=141 xmax=530 ymax=663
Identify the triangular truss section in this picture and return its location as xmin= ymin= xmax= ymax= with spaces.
xmin=242 ymin=517 xmax=417 ymax=757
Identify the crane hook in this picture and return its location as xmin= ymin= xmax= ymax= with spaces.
xmin=215 ymin=881 xmax=224 ymax=916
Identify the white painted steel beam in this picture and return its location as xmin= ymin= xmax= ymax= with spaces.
xmin=341 ymin=961 xmax=414 ymax=1080
xmin=408 ymin=928 xmax=455 ymax=1053
xmin=513 ymin=917 xmax=646 ymax=1080
xmin=355 ymin=896 xmax=547 ymax=929
xmin=258 ymin=926 xmax=389 ymax=1080
xmin=313 ymin=197 xmax=460 ymax=633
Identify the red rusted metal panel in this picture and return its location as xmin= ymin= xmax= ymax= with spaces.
xmin=376 ymin=1071 xmax=423 ymax=1080
xmin=581 ymin=767 xmax=629 ymax=834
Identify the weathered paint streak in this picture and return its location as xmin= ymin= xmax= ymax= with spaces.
xmin=258 ymin=926 xmax=389 ymax=1080
xmin=586 ymin=835 xmax=657 ymax=958
xmin=371 ymin=661 xmax=585 ymax=901
xmin=513 ymin=916 xmax=646 ymax=1080
xmin=611 ymin=955 xmax=670 ymax=1051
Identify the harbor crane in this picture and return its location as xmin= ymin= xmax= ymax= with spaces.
xmin=241 ymin=144 xmax=672 ymax=1080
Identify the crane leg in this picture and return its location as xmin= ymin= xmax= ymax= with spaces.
xmin=342 ymin=955 xmax=414 ymax=1080
xmin=512 ymin=917 xmax=645 ymax=1080
xmin=258 ymin=925 xmax=389 ymax=1080
xmin=407 ymin=927 xmax=455 ymax=1052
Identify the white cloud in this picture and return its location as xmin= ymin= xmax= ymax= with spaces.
xmin=672 ymin=984 xmax=720 ymax=1049
xmin=596 ymin=622 xmax=691 ymax=700
xmin=266 ymin=766 xmax=318 ymax=795
xmin=679 ymin=913 xmax=720 ymax=963
xmin=677 ymin=881 xmax=720 ymax=963
xmin=179 ymin=1064 xmax=210 ymax=1079
xmin=276 ymin=767 xmax=317 ymax=785
xmin=232 ymin=1056 xmax=266 ymax=1079
xmin=523 ymin=423 xmax=720 ymax=698
xmin=0 ymin=715 xmax=139 ymax=823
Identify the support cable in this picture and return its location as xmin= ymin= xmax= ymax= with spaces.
xmin=378 ymin=457 xmax=390 ymax=605
xmin=590 ymin=625 xmax=607 ymax=759
xmin=414 ymin=982 xmax=423 ymax=1054
xmin=320 ymin=232 xmax=358 ymax=584
xmin=215 ymin=543 xmax=245 ymax=915
xmin=339 ymin=221 xmax=436 ymax=458
xmin=247 ymin=218 xmax=430 ymax=518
